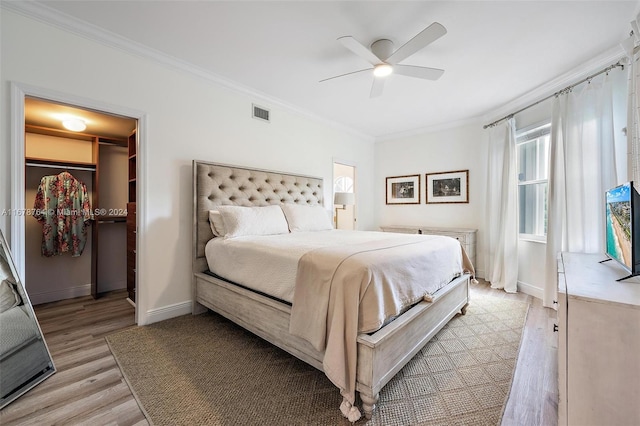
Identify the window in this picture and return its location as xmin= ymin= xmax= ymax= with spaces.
xmin=517 ymin=122 xmax=550 ymax=240
xmin=334 ymin=176 xmax=354 ymax=193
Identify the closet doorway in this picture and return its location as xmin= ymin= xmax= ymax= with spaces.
xmin=16 ymin=94 xmax=140 ymax=320
xmin=333 ymin=161 xmax=356 ymax=230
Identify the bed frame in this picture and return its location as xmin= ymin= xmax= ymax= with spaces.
xmin=192 ymin=160 xmax=470 ymax=418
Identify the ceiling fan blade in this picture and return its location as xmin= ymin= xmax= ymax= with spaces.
xmin=338 ymin=36 xmax=383 ymax=65
xmin=370 ymin=77 xmax=385 ymax=98
xmin=386 ymin=22 xmax=447 ymax=64
xmin=319 ymin=68 xmax=372 ymax=83
xmin=393 ymin=64 xmax=444 ymax=80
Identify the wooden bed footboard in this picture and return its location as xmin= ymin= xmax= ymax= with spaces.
xmin=193 ymin=271 xmax=470 ymax=418
xmin=355 ymin=274 xmax=469 ymax=416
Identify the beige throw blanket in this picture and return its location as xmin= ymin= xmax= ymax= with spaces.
xmin=289 ymin=234 xmax=474 ymax=406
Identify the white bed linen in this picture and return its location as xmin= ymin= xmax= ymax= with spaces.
xmin=205 ymin=230 xmax=398 ymax=302
xmin=204 ymin=230 xmax=463 ymax=303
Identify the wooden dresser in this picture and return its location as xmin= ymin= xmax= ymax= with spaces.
xmin=557 ymin=252 xmax=640 ymax=426
xmin=379 ymin=225 xmax=477 ymax=267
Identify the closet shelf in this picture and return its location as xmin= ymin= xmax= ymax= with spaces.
xmin=26 ymin=157 xmax=96 ymax=172
xmin=95 ymin=215 xmax=127 ymax=224
xmin=26 ymin=124 xmax=127 ymax=146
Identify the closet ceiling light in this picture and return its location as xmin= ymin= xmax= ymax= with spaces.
xmin=62 ymin=118 xmax=86 ymax=132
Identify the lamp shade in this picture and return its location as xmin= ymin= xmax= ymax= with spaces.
xmin=334 ymin=192 xmax=355 ymax=206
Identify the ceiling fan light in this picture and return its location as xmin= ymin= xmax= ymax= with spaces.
xmin=373 ymin=63 xmax=393 ymax=78
xmin=62 ymin=118 xmax=86 ymax=132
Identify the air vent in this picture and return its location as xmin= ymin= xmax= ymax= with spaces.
xmin=252 ymin=104 xmax=270 ymax=122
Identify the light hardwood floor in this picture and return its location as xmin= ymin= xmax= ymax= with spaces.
xmin=0 ymin=290 xmax=148 ymax=426
xmin=0 ymin=282 xmax=557 ymax=425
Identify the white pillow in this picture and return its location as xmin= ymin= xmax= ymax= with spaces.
xmin=208 ymin=210 xmax=226 ymax=237
xmin=217 ymin=205 xmax=289 ymax=238
xmin=281 ymin=203 xmax=333 ymax=232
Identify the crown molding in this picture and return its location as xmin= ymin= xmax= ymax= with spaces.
xmin=481 ymin=44 xmax=626 ymax=126
xmin=1 ymin=1 xmax=374 ymax=143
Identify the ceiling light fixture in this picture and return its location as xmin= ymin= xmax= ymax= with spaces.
xmin=373 ymin=63 xmax=393 ymax=78
xmin=62 ymin=118 xmax=86 ymax=132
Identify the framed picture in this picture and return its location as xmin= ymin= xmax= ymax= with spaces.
xmin=386 ymin=174 xmax=421 ymax=204
xmin=426 ymin=170 xmax=469 ymax=204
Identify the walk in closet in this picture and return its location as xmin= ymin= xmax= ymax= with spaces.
xmin=24 ymin=97 xmax=137 ymax=306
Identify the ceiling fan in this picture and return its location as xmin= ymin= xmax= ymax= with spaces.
xmin=321 ymin=22 xmax=447 ymax=98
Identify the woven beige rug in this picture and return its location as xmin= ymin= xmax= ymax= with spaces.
xmin=106 ymin=294 xmax=528 ymax=426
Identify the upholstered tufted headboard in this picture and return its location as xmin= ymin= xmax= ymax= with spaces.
xmin=192 ymin=160 xmax=324 ymax=273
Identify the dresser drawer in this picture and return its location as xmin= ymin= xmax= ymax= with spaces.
xmin=379 ymin=226 xmax=420 ymax=234
xmin=420 ymin=229 xmax=475 ymax=245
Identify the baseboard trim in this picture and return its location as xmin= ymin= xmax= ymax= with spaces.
xmin=145 ymin=300 xmax=192 ymax=324
xmin=517 ymin=280 xmax=543 ymax=300
xmin=30 ymin=284 xmax=91 ymax=305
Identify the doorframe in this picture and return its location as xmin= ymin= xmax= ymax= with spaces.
xmin=10 ymin=82 xmax=148 ymax=325
xmin=332 ymin=158 xmax=357 ymax=230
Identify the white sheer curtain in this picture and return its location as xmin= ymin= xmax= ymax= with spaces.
xmin=625 ymin=45 xmax=640 ymax=185
xmin=544 ymin=74 xmax=618 ymax=307
xmin=485 ymin=118 xmax=518 ymax=293
xmin=621 ymin=15 xmax=640 ymax=185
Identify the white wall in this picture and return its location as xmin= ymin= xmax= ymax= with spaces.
xmin=0 ymin=10 xmax=375 ymax=323
xmin=375 ymin=122 xmax=489 ymax=278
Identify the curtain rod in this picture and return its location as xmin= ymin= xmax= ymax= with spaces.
xmin=483 ymin=60 xmax=625 ymax=129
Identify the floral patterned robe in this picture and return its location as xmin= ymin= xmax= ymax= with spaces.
xmin=33 ymin=172 xmax=92 ymax=257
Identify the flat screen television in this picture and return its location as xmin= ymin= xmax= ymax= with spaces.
xmin=605 ymin=181 xmax=640 ymax=280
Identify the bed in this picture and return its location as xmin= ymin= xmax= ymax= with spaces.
xmin=192 ymin=160 xmax=471 ymax=420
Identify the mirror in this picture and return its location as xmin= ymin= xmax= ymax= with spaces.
xmin=0 ymin=228 xmax=55 ymax=409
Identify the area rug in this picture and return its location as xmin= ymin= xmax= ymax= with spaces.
xmin=106 ymin=294 xmax=528 ymax=426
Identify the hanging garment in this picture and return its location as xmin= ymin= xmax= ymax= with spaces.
xmin=33 ymin=171 xmax=92 ymax=257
